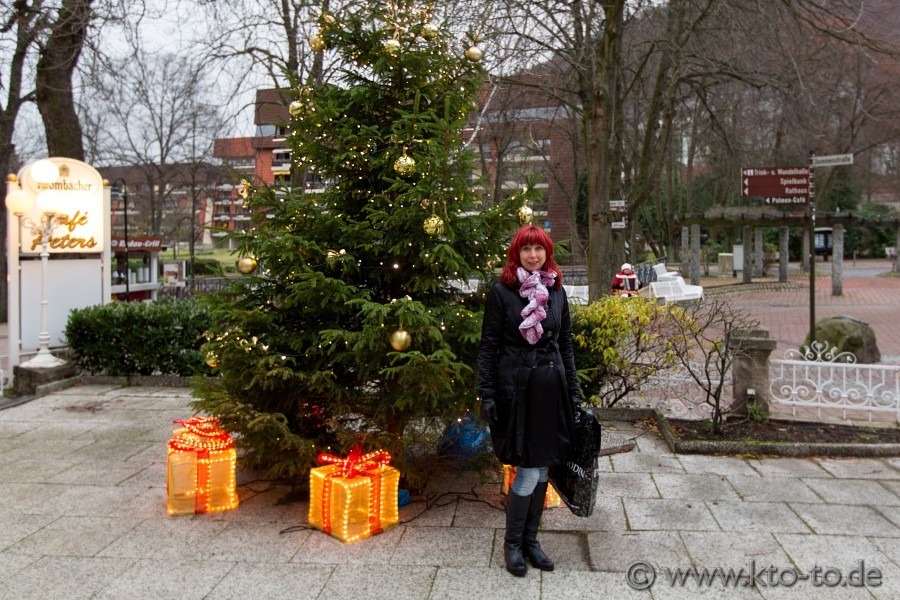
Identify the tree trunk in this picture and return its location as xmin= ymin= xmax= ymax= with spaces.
xmin=1 ymin=1 xmax=43 ymax=322
xmin=35 ymin=0 xmax=92 ymax=160
xmin=587 ymin=0 xmax=625 ymax=300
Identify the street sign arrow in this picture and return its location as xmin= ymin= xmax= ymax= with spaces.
xmin=740 ymin=166 xmax=809 ymax=197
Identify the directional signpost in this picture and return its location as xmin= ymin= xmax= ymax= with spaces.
xmin=741 ymin=166 xmax=810 ymax=199
xmin=806 ymin=152 xmax=853 ymax=346
xmin=739 ymin=155 xmax=852 ymax=349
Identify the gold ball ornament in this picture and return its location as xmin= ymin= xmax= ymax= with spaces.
xmin=465 ymin=45 xmax=484 ymax=62
xmin=310 ymin=33 xmax=326 ymax=52
xmin=288 ymin=100 xmax=304 ymax=117
xmin=393 ymin=154 xmax=416 ymax=176
xmin=422 ymin=23 xmax=439 ymax=40
xmin=390 ymin=328 xmax=412 ymax=351
xmin=237 ymin=257 xmax=258 ymax=274
xmin=205 ymin=352 xmax=219 ymax=368
xmin=518 ymin=203 xmax=534 ymax=225
xmin=384 ymin=38 xmax=402 ymax=56
xmin=325 ymin=248 xmax=345 ymax=265
xmin=423 ymin=214 xmax=445 ymax=236
xmin=323 ymin=14 xmax=336 ymax=25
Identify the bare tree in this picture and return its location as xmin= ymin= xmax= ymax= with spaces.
xmin=86 ymin=48 xmax=224 ymax=237
xmin=35 ymin=0 xmax=93 ymax=159
xmin=665 ymin=297 xmax=758 ymax=434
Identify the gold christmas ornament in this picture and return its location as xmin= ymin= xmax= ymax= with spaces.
xmin=518 ymin=203 xmax=534 ymax=225
xmin=205 ymin=352 xmax=219 ymax=368
xmin=237 ymin=257 xmax=258 ymax=274
xmin=422 ymin=22 xmax=439 ymax=40
xmin=393 ymin=154 xmax=416 ymax=176
xmin=390 ymin=328 xmax=412 ymax=351
xmin=289 ymin=100 xmax=305 ymax=117
xmin=465 ymin=45 xmax=484 ymax=62
xmin=325 ymin=248 xmax=346 ymax=265
xmin=423 ymin=214 xmax=445 ymax=236
xmin=384 ymin=38 xmax=402 ymax=56
xmin=310 ymin=33 xmax=326 ymax=52
xmin=323 ymin=14 xmax=336 ymax=25
xmin=420 ymin=198 xmax=430 ymax=209
xmin=238 ymin=179 xmax=252 ymax=201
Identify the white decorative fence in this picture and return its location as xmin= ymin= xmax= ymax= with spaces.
xmin=769 ymin=342 xmax=900 ymax=424
xmin=614 ymin=363 xmax=733 ymax=420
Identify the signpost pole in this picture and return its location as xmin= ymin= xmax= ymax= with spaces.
xmin=808 ymin=152 xmax=816 ymax=349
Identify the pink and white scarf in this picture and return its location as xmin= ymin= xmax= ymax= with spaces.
xmin=517 ymin=266 xmax=556 ymax=344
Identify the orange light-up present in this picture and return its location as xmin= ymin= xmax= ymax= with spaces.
xmin=501 ymin=464 xmax=562 ymax=509
xmin=309 ymin=447 xmax=400 ymax=543
xmin=167 ymin=416 xmax=239 ymax=516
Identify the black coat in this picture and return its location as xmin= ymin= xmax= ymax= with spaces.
xmin=477 ymin=281 xmax=582 ymax=467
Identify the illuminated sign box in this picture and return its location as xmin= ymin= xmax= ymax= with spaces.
xmin=17 ymin=159 xmax=104 ymax=254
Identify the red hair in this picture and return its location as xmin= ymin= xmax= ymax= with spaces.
xmin=499 ymin=225 xmax=563 ymax=288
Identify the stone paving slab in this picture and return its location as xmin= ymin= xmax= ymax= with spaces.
xmin=2 ymin=387 xmax=900 ymax=599
xmin=624 ymin=498 xmax=719 ymax=532
xmin=725 ymin=475 xmax=821 ymax=503
xmin=652 ymin=473 xmax=742 ymax=501
xmin=788 ymin=504 xmax=900 ymax=536
xmin=706 ymin=501 xmax=811 ymax=534
xmin=801 ymin=477 xmax=900 ymax=506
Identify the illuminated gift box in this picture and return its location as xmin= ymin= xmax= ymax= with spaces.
xmin=309 ymin=447 xmax=400 ymax=543
xmin=502 ymin=465 xmax=562 ymax=508
xmin=167 ymin=416 xmax=239 ymax=516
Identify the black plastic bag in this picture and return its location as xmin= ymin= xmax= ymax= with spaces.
xmin=548 ymin=408 xmax=602 ymax=517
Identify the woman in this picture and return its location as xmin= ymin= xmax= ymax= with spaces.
xmin=611 ymin=262 xmax=641 ymax=296
xmin=477 ymin=225 xmax=582 ymax=577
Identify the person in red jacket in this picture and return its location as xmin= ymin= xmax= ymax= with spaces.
xmin=611 ymin=263 xmax=641 ymax=296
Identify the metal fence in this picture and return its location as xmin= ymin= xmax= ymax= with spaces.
xmin=769 ymin=342 xmax=900 ymax=424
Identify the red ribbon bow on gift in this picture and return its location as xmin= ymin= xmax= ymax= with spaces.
xmin=169 ymin=416 xmax=234 ymax=451
xmin=317 ymin=445 xmax=391 ymax=478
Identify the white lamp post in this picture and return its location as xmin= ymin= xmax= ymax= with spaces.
xmin=5 ymin=166 xmax=69 ymax=369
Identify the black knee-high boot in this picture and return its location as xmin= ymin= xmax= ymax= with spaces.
xmin=504 ymin=492 xmax=531 ymax=576
xmin=523 ymin=481 xmax=554 ymax=571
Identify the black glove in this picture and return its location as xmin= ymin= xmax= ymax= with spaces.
xmin=480 ymin=397 xmax=497 ymax=424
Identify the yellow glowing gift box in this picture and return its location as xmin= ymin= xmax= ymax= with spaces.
xmin=309 ymin=447 xmax=400 ymax=543
xmin=167 ymin=416 xmax=239 ymax=516
xmin=502 ymin=465 xmax=562 ymax=508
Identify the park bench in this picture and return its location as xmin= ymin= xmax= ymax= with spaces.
xmin=649 ymin=276 xmax=703 ymax=303
xmin=652 ymin=262 xmax=681 ymax=282
xmin=563 ymin=285 xmax=589 ymax=305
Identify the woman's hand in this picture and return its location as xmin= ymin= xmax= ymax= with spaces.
xmin=480 ymin=397 xmax=497 ymax=423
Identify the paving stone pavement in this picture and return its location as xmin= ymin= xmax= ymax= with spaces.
xmin=3 ymin=385 xmax=900 ymax=599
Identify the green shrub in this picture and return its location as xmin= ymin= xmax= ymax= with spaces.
xmin=570 ymin=296 xmax=682 ymax=406
xmin=190 ymin=257 xmax=223 ymax=276
xmin=65 ymin=299 xmax=214 ymax=376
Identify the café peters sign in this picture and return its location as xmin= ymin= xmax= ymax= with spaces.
xmin=16 ymin=158 xmax=104 ymax=254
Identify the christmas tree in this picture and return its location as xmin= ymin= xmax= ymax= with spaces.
xmin=193 ymin=0 xmax=524 ymax=483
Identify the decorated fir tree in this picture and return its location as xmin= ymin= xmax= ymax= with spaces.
xmin=193 ymin=0 xmax=526 ymax=483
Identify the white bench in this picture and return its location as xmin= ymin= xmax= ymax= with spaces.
xmin=652 ymin=263 xmax=681 ymax=282
xmin=649 ymin=276 xmax=703 ymax=302
xmin=563 ymin=285 xmax=589 ymax=305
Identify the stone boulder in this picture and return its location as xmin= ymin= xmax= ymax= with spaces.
xmin=803 ymin=315 xmax=881 ymax=363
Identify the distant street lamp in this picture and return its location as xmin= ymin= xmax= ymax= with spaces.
xmin=5 ymin=165 xmax=69 ymax=368
xmin=112 ymin=178 xmax=130 ymax=300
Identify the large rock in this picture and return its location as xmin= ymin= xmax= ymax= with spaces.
xmin=803 ymin=315 xmax=881 ymax=363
